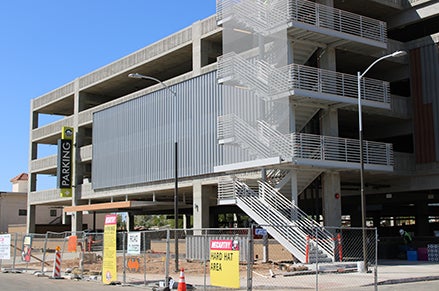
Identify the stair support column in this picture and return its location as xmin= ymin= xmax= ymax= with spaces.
xmin=322 ymin=172 xmax=342 ymax=228
xmin=193 ymin=181 xmax=212 ymax=234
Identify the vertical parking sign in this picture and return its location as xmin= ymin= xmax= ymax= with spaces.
xmin=210 ymin=239 xmax=240 ymax=288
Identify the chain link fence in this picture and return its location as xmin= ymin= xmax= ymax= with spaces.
xmin=1 ymin=226 xmax=378 ymax=290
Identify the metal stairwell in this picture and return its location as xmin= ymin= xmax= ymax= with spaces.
xmin=265 ymin=168 xmax=322 ymax=202
xmin=218 ymin=114 xmax=273 ymax=159
xmin=218 ymin=113 xmax=394 ymax=170
xmin=218 ymin=177 xmax=334 ymax=263
xmin=218 ymin=53 xmax=281 ymax=99
xmin=218 ymin=0 xmax=289 ymax=35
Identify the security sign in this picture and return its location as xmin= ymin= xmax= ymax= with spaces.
xmin=210 ymin=239 xmax=240 ymax=288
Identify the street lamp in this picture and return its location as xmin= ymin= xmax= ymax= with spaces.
xmin=128 ymin=73 xmax=179 ymax=271
xmin=357 ymin=50 xmax=406 ymax=271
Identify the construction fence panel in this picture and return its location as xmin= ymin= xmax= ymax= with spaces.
xmin=114 ymin=228 xmax=252 ymax=290
xmin=252 ymin=225 xmax=378 ymax=290
xmin=118 ymin=229 xmax=169 ymax=287
xmin=2 ymin=226 xmax=378 ymax=290
xmin=0 ymin=231 xmax=87 ymax=278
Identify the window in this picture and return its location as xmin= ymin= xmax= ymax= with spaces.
xmin=18 ymin=209 xmax=27 ymax=216
xmin=50 ymin=209 xmax=57 ymax=217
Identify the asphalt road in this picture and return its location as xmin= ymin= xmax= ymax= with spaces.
xmin=1 ymin=271 xmax=439 ymax=291
xmin=0 ymin=272 xmax=142 ymax=291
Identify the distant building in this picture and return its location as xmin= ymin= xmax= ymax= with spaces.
xmin=1 ymin=173 xmax=103 ymax=233
xmin=0 ymin=174 xmax=28 ymax=232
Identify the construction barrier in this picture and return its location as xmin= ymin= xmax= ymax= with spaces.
xmin=51 ymin=246 xmax=62 ymax=279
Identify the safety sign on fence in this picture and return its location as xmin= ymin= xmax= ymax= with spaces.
xmin=103 ymin=214 xmax=117 ymax=284
xmin=127 ymin=232 xmax=141 ymax=255
xmin=210 ymin=239 xmax=240 ymax=289
xmin=0 ymin=234 xmax=11 ymax=260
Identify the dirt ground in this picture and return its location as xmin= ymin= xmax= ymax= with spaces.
xmin=25 ymin=252 xmax=306 ymax=278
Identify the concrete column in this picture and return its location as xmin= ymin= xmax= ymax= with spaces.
xmin=26 ymin=205 xmax=36 ymax=233
xmin=193 ymin=181 xmax=211 ymax=231
xmin=322 ymin=172 xmax=341 ymax=227
xmin=71 ymin=212 xmax=83 ymax=232
xmin=192 ymin=21 xmax=202 ymax=75
xmin=321 ymin=107 xmax=341 ymax=227
xmin=319 ymin=44 xmax=341 ymax=227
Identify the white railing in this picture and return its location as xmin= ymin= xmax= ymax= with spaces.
xmin=283 ymin=63 xmax=390 ymax=104
xmin=218 ymin=177 xmax=334 ymax=262
xmin=218 ymin=114 xmax=272 ymax=158
xmin=218 ymin=52 xmax=391 ymax=107
xmin=257 ymin=120 xmax=293 ymax=159
xmin=292 ymin=133 xmax=394 ymax=166
xmin=288 ymin=0 xmax=387 ymax=43
xmin=217 ymin=53 xmax=271 ymax=96
xmin=219 ymin=113 xmax=394 ymax=167
xmin=217 ymin=0 xmax=387 ymax=44
xmin=258 ymin=181 xmax=334 ymax=258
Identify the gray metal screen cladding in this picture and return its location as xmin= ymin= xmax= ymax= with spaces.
xmin=92 ymin=71 xmax=224 ymax=189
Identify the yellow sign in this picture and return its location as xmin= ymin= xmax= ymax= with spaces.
xmin=102 ymin=214 xmax=117 ymax=284
xmin=210 ymin=239 xmax=240 ymax=288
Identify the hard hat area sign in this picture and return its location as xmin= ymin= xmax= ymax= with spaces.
xmin=209 ymin=239 xmax=240 ymax=288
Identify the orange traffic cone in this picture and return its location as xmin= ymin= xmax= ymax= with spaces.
xmin=177 ymin=268 xmax=186 ymax=291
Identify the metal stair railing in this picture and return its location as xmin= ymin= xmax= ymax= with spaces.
xmin=218 ymin=53 xmax=271 ymax=97
xmin=292 ymin=132 xmax=394 ymax=166
xmin=281 ymin=63 xmax=391 ymax=105
xmin=266 ymin=168 xmax=291 ymax=187
xmin=219 ymin=112 xmax=394 ymax=168
xmin=257 ymin=120 xmax=293 ymax=160
xmin=217 ymin=0 xmax=289 ymax=34
xmin=217 ymin=0 xmax=387 ymax=44
xmin=257 ymin=180 xmax=334 ymax=259
xmin=219 ymin=177 xmax=334 ymax=262
xmin=288 ymin=0 xmax=387 ymax=44
xmin=219 ymin=52 xmax=391 ymax=107
xmin=218 ymin=114 xmax=273 ymax=159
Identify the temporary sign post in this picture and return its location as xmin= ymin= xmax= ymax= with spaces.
xmin=22 ymin=235 xmax=32 ymax=262
xmin=0 ymin=234 xmax=11 ymax=260
xmin=127 ymin=232 xmax=141 ymax=255
xmin=102 ymin=214 xmax=117 ymax=284
xmin=210 ymin=239 xmax=240 ymax=288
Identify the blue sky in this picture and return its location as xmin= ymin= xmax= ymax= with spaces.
xmin=0 ymin=1 xmax=216 ymax=191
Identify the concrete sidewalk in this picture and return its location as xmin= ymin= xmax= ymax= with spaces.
xmin=376 ymin=260 xmax=439 ymax=285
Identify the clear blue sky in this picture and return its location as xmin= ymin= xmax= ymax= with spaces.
xmin=0 ymin=1 xmax=216 ymax=191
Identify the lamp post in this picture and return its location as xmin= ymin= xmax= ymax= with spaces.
xmin=357 ymin=50 xmax=406 ymax=271
xmin=128 ymin=73 xmax=179 ymax=271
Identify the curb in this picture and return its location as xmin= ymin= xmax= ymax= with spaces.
xmin=378 ymin=276 xmax=439 ymax=285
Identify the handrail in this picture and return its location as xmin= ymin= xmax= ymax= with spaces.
xmin=217 ymin=0 xmax=387 ymax=44
xmin=292 ymin=132 xmax=394 ymax=166
xmin=258 ymin=180 xmax=334 ymax=257
xmin=219 ymin=113 xmax=394 ymax=167
xmin=218 ymin=114 xmax=272 ymax=158
xmin=218 ymin=177 xmax=335 ymax=262
xmin=219 ymin=52 xmax=391 ymax=106
xmin=283 ymin=64 xmax=390 ymax=104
